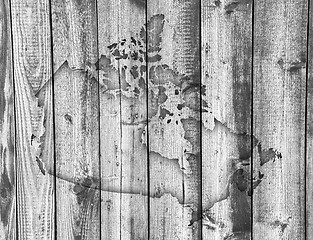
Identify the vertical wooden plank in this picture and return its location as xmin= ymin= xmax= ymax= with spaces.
xmin=0 ymin=0 xmax=16 ymax=238
xmin=147 ymin=0 xmax=202 ymax=239
xmin=97 ymin=1 xmax=122 ymax=239
xmin=201 ymin=0 xmax=253 ymax=238
xmin=307 ymin=1 xmax=313 ymax=237
xmin=253 ymin=0 xmax=307 ymax=239
xmin=10 ymin=0 xmax=55 ymax=238
xmin=97 ymin=0 xmax=148 ymax=239
xmin=50 ymin=0 xmax=100 ymax=239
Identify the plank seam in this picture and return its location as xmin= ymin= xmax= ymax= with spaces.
xmin=305 ymin=0 xmax=311 ymax=239
xmin=117 ymin=4 xmax=123 ymax=238
xmin=95 ymin=0 xmax=101 ymax=239
xmin=251 ymin=0 xmax=255 ymax=239
xmin=199 ymin=0 xmax=203 ymax=239
xmin=8 ymin=0 xmax=18 ymax=238
xmin=145 ymin=0 xmax=150 ymax=238
xmin=47 ymin=0 xmax=57 ymax=239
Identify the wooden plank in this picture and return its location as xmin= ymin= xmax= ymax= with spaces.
xmin=97 ymin=1 xmax=122 ymax=239
xmin=147 ymin=0 xmax=202 ymax=239
xmin=50 ymin=0 xmax=100 ymax=239
xmin=201 ymin=0 xmax=253 ymax=238
xmin=306 ymin=0 xmax=313 ymax=237
xmin=97 ymin=0 xmax=148 ymax=239
xmin=10 ymin=0 xmax=55 ymax=238
xmin=0 ymin=0 xmax=16 ymax=239
xmin=253 ymin=0 xmax=307 ymax=239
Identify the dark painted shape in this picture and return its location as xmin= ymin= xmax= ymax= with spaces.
xmin=233 ymin=169 xmax=248 ymax=192
xmin=35 ymin=157 xmax=46 ymax=175
xmin=130 ymin=0 xmax=145 ymax=8
xmin=258 ymin=143 xmax=282 ymax=166
xmin=0 ymin=167 xmax=12 ymax=226
xmin=0 ymin=0 xmax=8 ymax=122
xmin=225 ymin=2 xmax=240 ymax=14
xmin=140 ymin=14 xmax=164 ymax=52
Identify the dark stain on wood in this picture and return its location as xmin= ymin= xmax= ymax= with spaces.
xmin=258 ymin=143 xmax=282 ymax=166
xmin=225 ymin=0 xmax=252 ymax=14
xmin=64 ymin=113 xmax=73 ymax=124
xmin=214 ymin=0 xmax=221 ymax=7
xmin=0 ymin=167 xmax=12 ymax=226
xmin=0 ymin=0 xmax=8 ymax=122
xmin=130 ymin=0 xmax=145 ymax=8
xmin=277 ymin=57 xmax=307 ymax=72
xmin=35 ymin=157 xmax=46 ymax=175
xmin=225 ymin=2 xmax=241 ymax=14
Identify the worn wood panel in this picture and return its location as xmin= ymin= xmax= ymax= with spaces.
xmin=253 ymin=0 xmax=307 ymax=239
xmin=201 ymin=0 xmax=253 ymax=239
xmin=0 ymin=0 xmax=16 ymax=239
xmin=306 ymin=0 xmax=313 ymax=237
xmin=146 ymin=0 xmax=202 ymax=239
xmin=97 ymin=1 xmax=122 ymax=239
xmin=97 ymin=0 xmax=148 ymax=239
xmin=50 ymin=0 xmax=100 ymax=239
xmin=10 ymin=0 xmax=55 ymax=238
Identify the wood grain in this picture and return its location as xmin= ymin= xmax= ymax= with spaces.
xmin=97 ymin=1 xmax=122 ymax=239
xmin=3 ymin=0 xmax=312 ymax=238
xmin=306 ymin=0 xmax=313 ymax=238
xmin=97 ymin=0 xmax=148 ymax=239
xmin=50 ymin=0 xmax=100 ymax=239
xmin=253 ymin=0 xmax=307 ymax=239
xmin=0 ymin=0 xmax=16 ymax=239
xmin=10 ymin=0 xmax=55 ymax=238
xmin=147 ymin=0 xmax=202 ymax=239
xmin=201 ymin=0 xmax=253 ymax=238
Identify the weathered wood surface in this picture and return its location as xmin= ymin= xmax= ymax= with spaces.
xmin=11 ymin=0 xmax=55 ymax=239
xmin=0 ymin=0 xmax=16 ymax=239
xmin=51 ymin=0 xmax=100 ymax=239
xmin=97 ymin=1 xmax=122 ymax=239
xmin=97 ymin=0 xmax=148 ymax=239
xmin=253 ymin=0 xmax=307 ymax=239
xmin=10 ymin=0 xmax=55 ymax=239
xmin=201 ymin=0 xmax=253 ymax=239
xmin=147 ymin=0 xmax=201 ymax=239
xmin=307 ymin=0 xmax=313 ymax=238
xmin=2 ymin=0 xmax=313 ymax=239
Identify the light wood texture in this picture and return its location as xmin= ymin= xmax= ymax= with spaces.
xmin=97 ymin=1 xmax=121 ymax=239
xmin=0 ymin=0 xmax=16 ymax=239
xmin=253 ymin=0 xmax=307 ymax=239
xmin=307 ymin=0 xmax=313 ymax=238
xmin=50 ymin=0 xmax=100 ymax=239
xmin=10 ymin=0 xmax=55 ymax=238
xmin=97 ymin=0 xmax=148 ymax=239
xmin=201 ymin=0 xmax=253 ymax=239
xmin=3 ymin=0 xmax=313 ymax=239
xmin=147 ymin=0 xmax=202 ymax=239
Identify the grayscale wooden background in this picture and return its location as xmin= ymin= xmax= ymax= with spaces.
xmin=0 ymin=0 xmax=311 ymax=239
